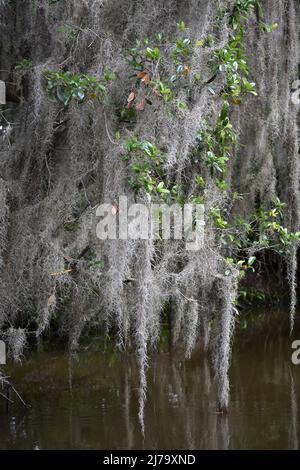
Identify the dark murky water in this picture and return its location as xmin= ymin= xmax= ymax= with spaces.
xmin=0 ymin=311 xmax=299 ymax=449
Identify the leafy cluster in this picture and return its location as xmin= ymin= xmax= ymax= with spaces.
xmin=15 ymin=58 xmax=33 ymax=71
xmin=186 ymin=2 xmax=295 ymax=278
xmin=45 ymin=71 xmax=115 ymax=106
xmin=221 ymin=197 xmax=300 ymax=278
xmin=229 ymin=0 xmax=278 ymax=33
xmin=123 ymin=137 xmax=178 ymax=201
xmin=237 ymin=288 xmax=266 ymax=305
xmin=229 ymin=0 xmax=262 ymax=30
xmin=124 ymin=23 xmax=201 ymax=113
xmin=215 ymin=33 xmax=257 ymax=100
xmin=198 ymin=101 xmax=238 ymax=177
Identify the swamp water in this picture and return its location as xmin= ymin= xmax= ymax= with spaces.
xmin=0 ymin=309 xmax=299 ymax=450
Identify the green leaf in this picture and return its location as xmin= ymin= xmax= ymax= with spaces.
xmin=104 ymin=70 xmax=117 ymax=81
xmin=56 ymin=86 xmax=69 ymax=105
xmin=177 ymin=21 xmax=187 ymax=32
xmin=248 ymin=256 xmax=256 ymax=266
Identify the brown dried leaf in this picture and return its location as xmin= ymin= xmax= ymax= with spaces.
xmin=136 ymin=99 xmax=146 ymax=111
xmin=142 ymin=75 xmax=150 ymax=85
xmin=183 ymin=66 xmax=192 ymax=76
xmin=47 ymin=294 xmax=56 ymax=307
xmin=137 ymin=71 xmax=150 ymax=85
xmin=127 ymin=91 xmax=136 ymax=108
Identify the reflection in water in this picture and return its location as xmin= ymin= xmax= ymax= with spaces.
xmin=0 ymin=327 xmax=299 ymax=449
xmin=289 ymin=370 xmax=298 ymax=450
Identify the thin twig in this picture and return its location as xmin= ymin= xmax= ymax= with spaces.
xmin=0 ymin=373 xmax=28 ymax=407
xmin=0 ymin=391 xmax=13 ymax=403
xmin=103 ymin=111 xmax=118 ymax=145
xmin=10 ymin=383 xmax=28 ymax=407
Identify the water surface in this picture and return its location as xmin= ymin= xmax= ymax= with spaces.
xmin=0 ymin=311 xmax=299 ymax=449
